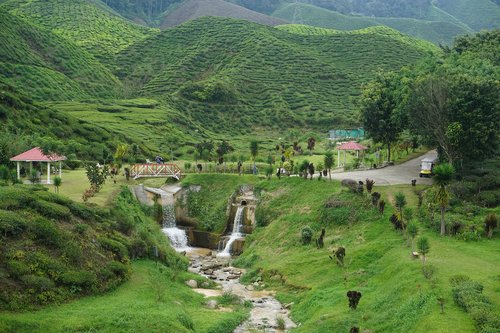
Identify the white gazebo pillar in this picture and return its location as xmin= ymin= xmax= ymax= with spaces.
xmin=356 ymin=150 xmax=359 ymax=158
xmin=16 ymin=162 xmax=20 ymax=180
xmin=59 ymin=161 xmax=62 ymax=178
xmin=337 ymin=150 xmax=340 ymax=167
xmin=29 ymin=161 xmax=32 ymax=174
xmin=47 ymin=162 xmax=51 ymax=184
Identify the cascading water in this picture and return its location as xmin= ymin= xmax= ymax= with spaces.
xmin=150 ymin=188 xmax=189 ymax=251
xmin=217 ymin=206 xmax=245 ymax=257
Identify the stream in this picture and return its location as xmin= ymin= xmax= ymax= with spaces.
xmin=187 ymin=249 xmax=296 ymax=333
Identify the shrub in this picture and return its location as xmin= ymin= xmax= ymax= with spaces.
xmin=0 ymin=209 xmax=27 ymax=237
xmin=59 ymin=270 xmax=97 ymax=290
xmin=106 ymin=261 xmax=129 ymax=278
xmin=484 ymin=213 xmax=497 ymax=238
xmin=65 ymin=159 xmax=82 ymax=170
xmin=98 ymin=236 xmax=128 ymax=260
xmin=30 ymin=218 xmax=64 ymax=247
xmin=33 ymin=200 xmax=71 ymax=220
xmin=20 ymin=275 xmax=55 ymax=292
xmin=0 ymin=165 xmax=9 ymax=181
xmin=255 ymin=205 xmax=276 ymax=227
xmin=301 ymin=226 xmax=314 ymax=245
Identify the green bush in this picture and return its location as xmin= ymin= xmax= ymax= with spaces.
xmin=98 ymin=236 xmax=128 ymax=260
xmin=255 ymin=205 xmax=276 ymax=227
xmin=59 ymin=270 xmax=97 ymax=290
xmin=33 ymin=200 xmax=71 ymax=220
xmin=106 ymin=261 xmax=129 ymax=278
xmin=20 ymin=275 xmax=55 ymax=292
xmin=301 ymin=226 xmax=313 ymax=245
xmin=450 ymin=276 xmax=498 ymax=332
xmin=0 ymin=209 xmax=27 ymax=237
xmin=30 ymin=218 xmax=65 ymax=247
xmin=5 ymin=260 xmax=30 ymax=278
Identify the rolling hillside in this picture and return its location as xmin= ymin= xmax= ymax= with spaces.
xmin=160 ymin=0 xmax=286 ymax=28
xmin=115 ymin=17 xmax=438 ymax=132
xmin=272 ymin=2 xmax=472 ymax=45
xmin=0 ymin=0 xmax=158 ymax=62
xmin=0 ymin=9 xmax=121 ymax=100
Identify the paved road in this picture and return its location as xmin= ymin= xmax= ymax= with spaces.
xmin=329 ymin=150 xmax=437 ymax=186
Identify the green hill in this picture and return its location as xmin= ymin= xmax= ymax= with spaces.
xmin=160 ymin=0 xmax=286 ymax=28
xmin=1 ymin=0 xmax=158 ymax=62
xmin=0 ymin=9 xmax=121 ymax=100
xmin=115 ymin=16 xmax=438 ymax=132
xmin=272 ymin=3 xmax=471 ymax=45
xmin=0 ymin=83 xmax=115 ymax=161
xmin=434 ymin=0 xmax=500 ymax=31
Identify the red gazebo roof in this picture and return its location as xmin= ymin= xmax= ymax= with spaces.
xmin=10 ymin=147 xmax=66 ymax=162
xmin=337 ymin=141 xmax=367 ymax=151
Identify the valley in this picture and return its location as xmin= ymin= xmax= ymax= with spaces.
xmin=0 ymin=1 xmax=498 ymax=332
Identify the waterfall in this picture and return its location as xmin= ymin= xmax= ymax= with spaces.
xmin=149 ymin=188 xmax=189 ymax=251
xmin=218 ymin=206 xmax=245 ymax=257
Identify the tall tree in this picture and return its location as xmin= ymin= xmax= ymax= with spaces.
xmin=432 ymin=163 xmax=455 ymax=236
xmin=360 ymin=73 xmax=405 ymax=163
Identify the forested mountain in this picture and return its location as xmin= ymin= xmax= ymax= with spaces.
xmin=232 ymin=0 xmax=500 ymax=44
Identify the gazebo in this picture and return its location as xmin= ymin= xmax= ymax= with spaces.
xmin=10 ymin=147 xmax=66 ymax=184
xmin=337 ymin=141 xmax=367 ymax=167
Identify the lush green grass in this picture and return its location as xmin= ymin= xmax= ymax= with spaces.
xmin=0 ymin=9 xmax=121 ymax=100
xmin=272 ymin=2 xmax=472 ymax=45
xmin=0 ymin=260 xmax=248 ymax=333
xmin=1 ymin=0 xmax=158 ymax=63
xmin=173 ymin=175 xmax=499 ymax=332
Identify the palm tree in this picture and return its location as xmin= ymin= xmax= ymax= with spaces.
xmin=324 ymin=152 xmax=334 ymax=180
xmin=433 ymin=163 xmax=455 ymax=236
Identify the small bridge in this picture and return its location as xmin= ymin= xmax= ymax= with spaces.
xmin=130 ymin=163 xmax=182 ymax=180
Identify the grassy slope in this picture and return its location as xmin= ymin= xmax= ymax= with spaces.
xmin=1 ymin=0 xmax=158 ymax=63
xmin=177 ymin=175 xmax=499 ymax=332
xmin=116 ymin=16 xmax=437 ymax=132
xmin=272 ymin=3 xmax=471 ymax=45
xmin=0 ymin=9 xmax=120 ymax=100
xmin=0 ymin=186 xmax=130 ymax=310
xmin=0 ymin=260 xmax=247 ymax=333
xmin=0 ymin=83 xmax=138 ymax=161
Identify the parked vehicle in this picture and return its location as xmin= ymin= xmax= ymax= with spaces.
xmin=419 ymin=157 xmax=437 ymax=177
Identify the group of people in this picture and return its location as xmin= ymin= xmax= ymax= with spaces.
xmin=155 ymin=155 xmax=165 ymax=164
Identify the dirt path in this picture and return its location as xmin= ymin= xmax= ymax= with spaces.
xmin=329 ymin=150 xmax=437 ymax=185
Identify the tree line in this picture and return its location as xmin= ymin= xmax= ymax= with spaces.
xmin=361 ymin=30 xmax=499 ymax=168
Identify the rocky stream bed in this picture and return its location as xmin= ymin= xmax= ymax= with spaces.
xmin=186 ymin=249 xmax=296 ymax=333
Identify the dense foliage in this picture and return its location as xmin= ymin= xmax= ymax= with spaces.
xmin=361 ymin=30 xmax=499 ymax=166
xmin=0 ymin=185 xmax=186 ymax=310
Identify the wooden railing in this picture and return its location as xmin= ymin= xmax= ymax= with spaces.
xmin=130 ymin=163 xmax=182 ymax=180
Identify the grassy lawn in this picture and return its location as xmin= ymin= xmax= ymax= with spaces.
xmin=54 ymin=169 xmax=131 ymax=206
xmin=0 ymin=261 xmax=247 ymax=333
